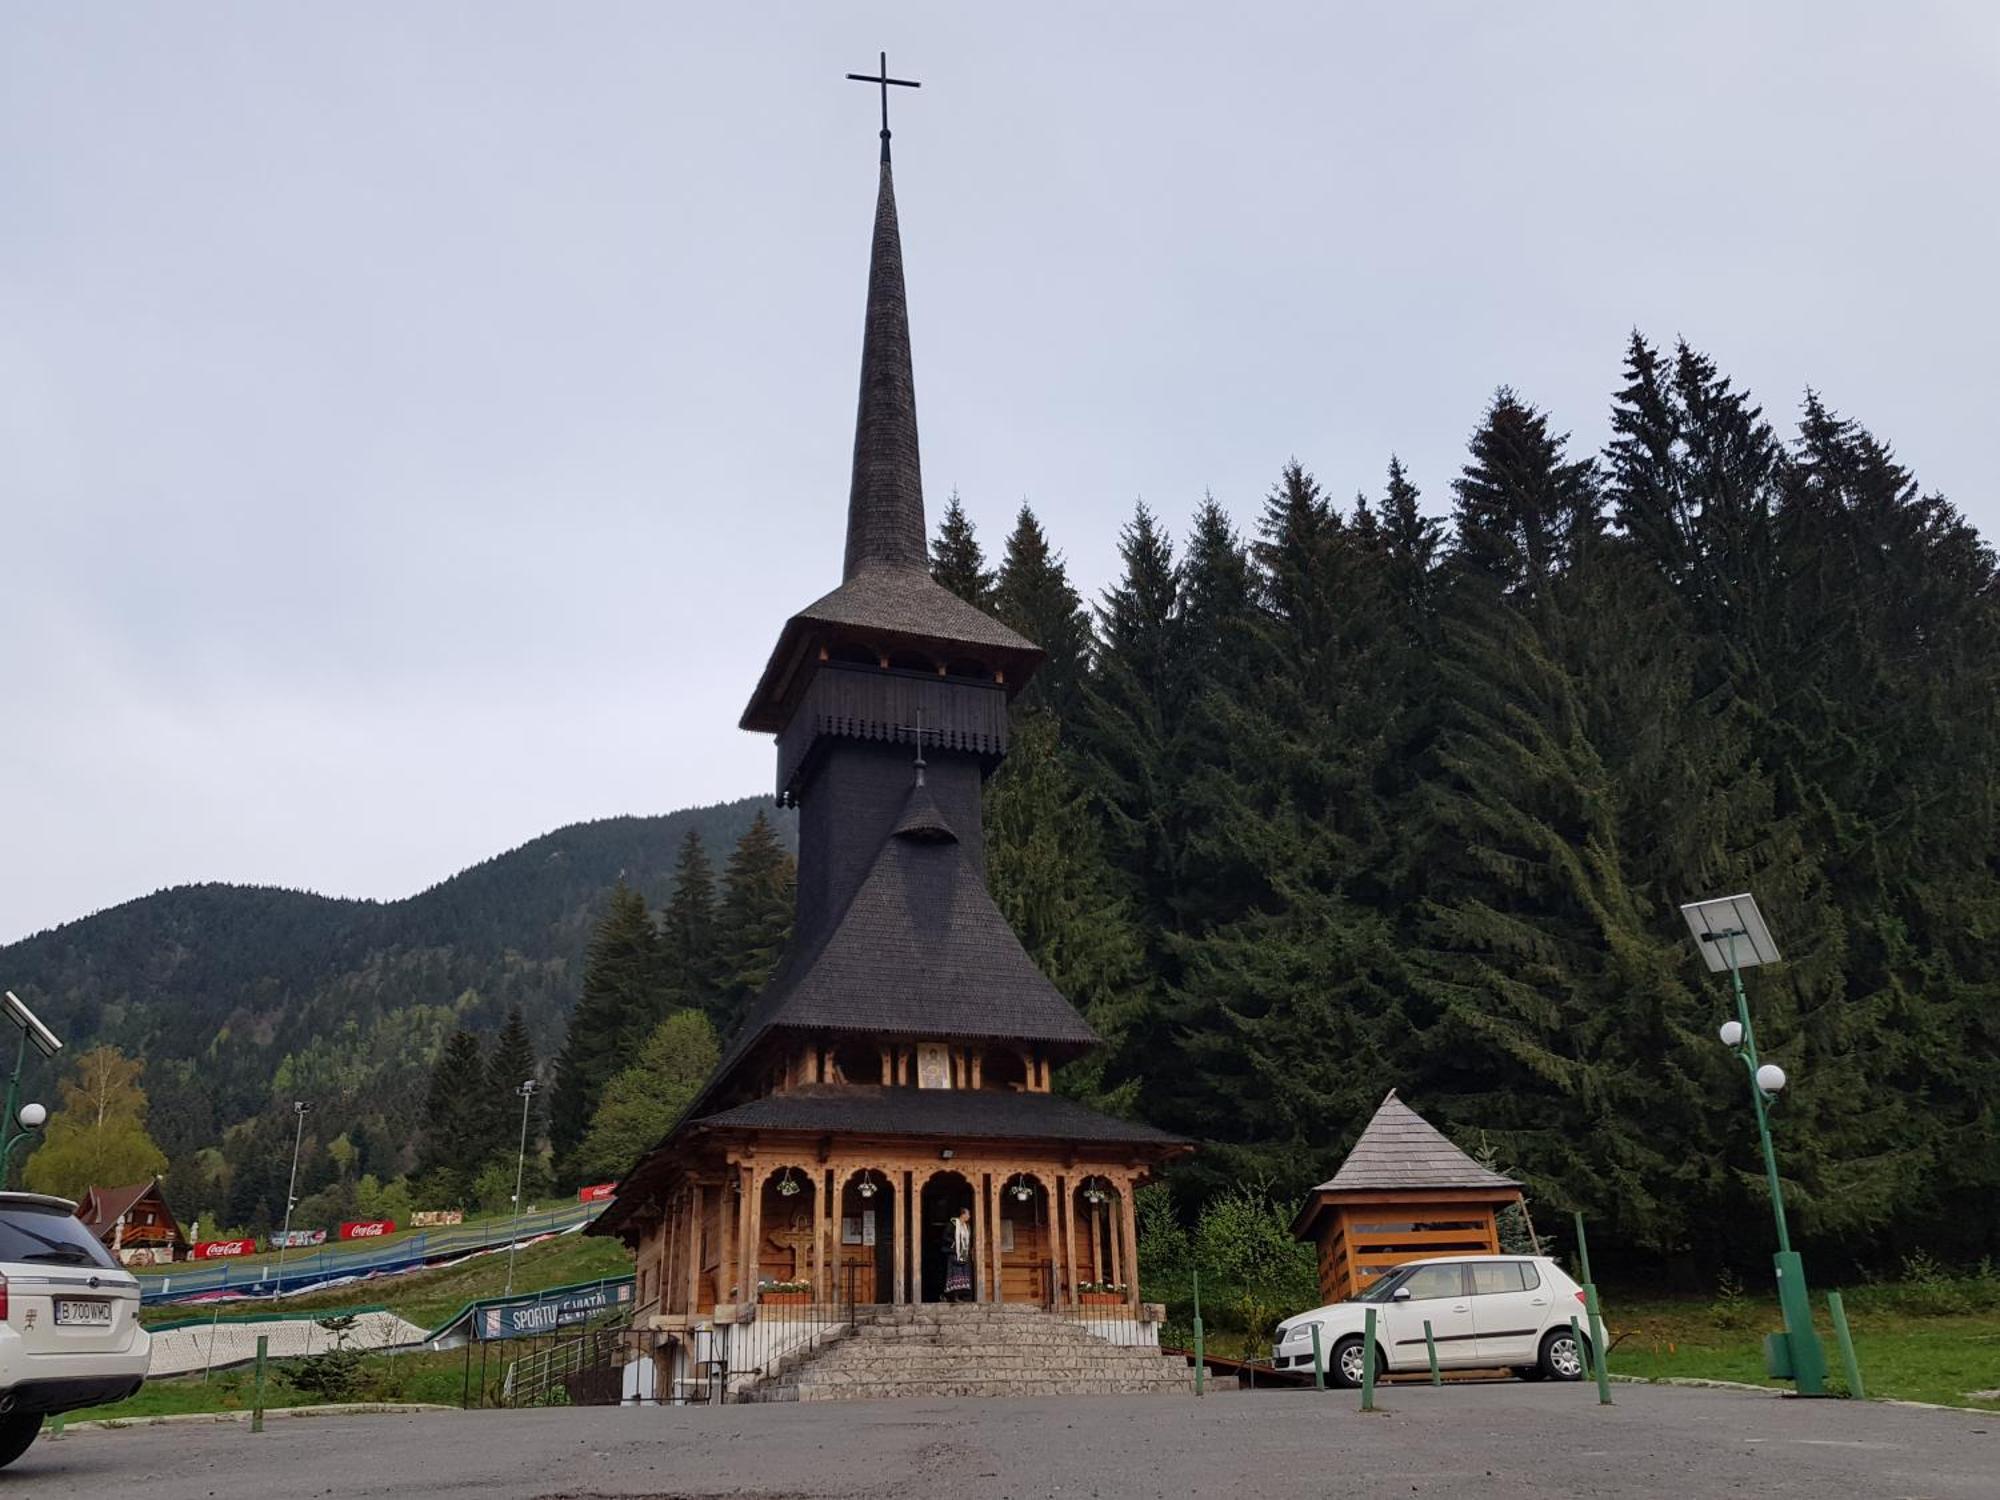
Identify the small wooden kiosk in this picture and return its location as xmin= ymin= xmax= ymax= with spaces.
xmin=1292 ymin=1090 xmax=1525 ymax=1305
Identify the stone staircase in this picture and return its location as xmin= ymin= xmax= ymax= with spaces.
xmin=744 ymin=1304 xmax=1207 ymax=1402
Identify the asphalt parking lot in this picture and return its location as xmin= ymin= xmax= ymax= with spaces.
xmin=9 ymin=1383 xmax=1996 ymax=1499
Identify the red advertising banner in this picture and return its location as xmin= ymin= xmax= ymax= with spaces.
xmin=193 ymin=1238 xmax=257 ymax=1259
xmin=577 ymin=1183 xmax=615 ymax=1204
xmin=338 ymin=1218 xmax=396 ymax=1241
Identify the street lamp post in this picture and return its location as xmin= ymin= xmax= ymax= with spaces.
xmin=0 ymin=991 xmax=63 ymax=1186
xmin=272 ymin=1100 xmax=312 ymax=1301
xmin=1681 ymin=894 xmax=1829 ymax=1396
xmin=505 ymin=1078 xmax=537 ymax=1297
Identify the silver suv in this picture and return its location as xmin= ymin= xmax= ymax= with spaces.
xmin=0 ymin=1192 xmax=150 ymax=1468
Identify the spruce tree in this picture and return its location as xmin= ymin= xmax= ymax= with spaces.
xmin=548 ymin=884 xmax=659 ymax=1176
xmin=484 ymin=1007 xmax=539 ymax=1169
xmin=993 ymin=504 xmax=1094 ymax=720
xmin=987 ymin=711 xmax=1150 ymax=1112
xmin=417 ymin=1029 xmax=488 ymax=1205
xmin=930 ymin=489 xmax=996 ymax=607
xmin=711 ymin=812 xmax=796 ymax=1037
xmin=657 ymin=829 xmax=720 ymax=1021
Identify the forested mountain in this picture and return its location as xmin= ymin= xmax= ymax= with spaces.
xmin=0 ymin=799 xmax=790 ymax=1226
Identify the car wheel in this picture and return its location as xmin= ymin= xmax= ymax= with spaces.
xmin=1329 ymin=1334 xmax=1375 ymax=1390
xmin=1538 ymin=1328 xmax=1587 ymax=1381
xmin=0 ymin=1413 xmax=44 ymax=1470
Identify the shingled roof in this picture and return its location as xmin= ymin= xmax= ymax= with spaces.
xmin=691 ymin=1083 xmax=1186 ymax=1147
xmin=1311 ymin=1091 xmax=1520 ymax=1195
xmin=739 ymin=156 xmax=1041 ymax=735
xmin=706 ymin=781 xmax=1099 ymax=1098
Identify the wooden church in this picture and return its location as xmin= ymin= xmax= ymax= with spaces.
xmin=592 ymin=90 xmax=1187 ymax=1328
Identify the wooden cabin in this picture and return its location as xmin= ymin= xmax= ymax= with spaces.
xmin=1292 ymin=1091 xmax=1526 ymax=1305
xmin=75 ymin=1179 xmax=188 ymax=1266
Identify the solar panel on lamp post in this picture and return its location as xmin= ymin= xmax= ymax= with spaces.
xmin=1679 ymin=894 xmax=1829 ymax=1397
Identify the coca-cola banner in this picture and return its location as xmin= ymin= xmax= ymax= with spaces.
xmin=339 ymin=1219 xmax=396 ymax=1241
xmin=193 ymin=1238 xmax=257 ymax=1259
xmin=578 ymin=1183 xmax=615 ymax=1204
xmin=268 ymin=1228 xmax=327 ymax=1249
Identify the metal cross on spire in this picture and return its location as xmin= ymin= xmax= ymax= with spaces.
xmin=894 ymin=706 xmax=947 ymax=788
xmin=846 ymin=51 xmax=920 ymax=163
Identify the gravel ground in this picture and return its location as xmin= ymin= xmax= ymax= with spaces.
xmin=9 ymin=1382 xmax=1996 ymax=1499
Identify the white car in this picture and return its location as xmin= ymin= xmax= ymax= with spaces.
xmin=1272 ymin=1254 xmax=1604 ymax=1387
xmin=0 ymin=1192 xmax=151 ymax=1468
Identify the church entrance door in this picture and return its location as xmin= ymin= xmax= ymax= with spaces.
xmin=919 ymin=1171 xmax=975 ymax=1303
xmin=836 ymin=1173 xmax=896 ymax=1305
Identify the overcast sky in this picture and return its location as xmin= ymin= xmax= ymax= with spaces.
xmin=3 ymin=4 xmax=1995 ymax=944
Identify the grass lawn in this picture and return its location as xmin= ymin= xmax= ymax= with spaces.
xmin=1603 ymin=1289 xmax=2000 ymax=1411
xmin=140 ymin=1230 xmax=633 ymax=1334
xmin=63 ymin=1349 xmax=473 ymax=1424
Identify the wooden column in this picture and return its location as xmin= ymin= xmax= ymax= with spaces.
xmin=745 ymin=1172 xmax=765 ymax=1301
xmin=970 ymin=1052 xmax=983 ymax=1089
xmin=986 ymin=1174 xmax=1000 ymax=1303
xmin=685 ymin=1182 xmax=705 ymax=1315
xmin=1119 ymin=1179 xmax=1142 ymax=1308
xmin=892 ymin=1171 xmax=908 ymax=1304
xmin=811 ymin=1171 xmax=827 ymax=1301
xmin=716 ymin=1176 xmax=737 ymax=1308
xmin=970 ymin=1173 xmax=987 ymax=1303
xmin=1054 ymin=1175 xmax=1071 ymax=1307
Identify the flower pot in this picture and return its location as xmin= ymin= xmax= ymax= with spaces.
xmin=1079 ymin=1292 xmax=1125 ymax=1307
xmin=760 ymin=1291 xmax=811 ymax=1306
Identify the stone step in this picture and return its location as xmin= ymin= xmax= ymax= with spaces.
xmin=787 ymin=1375 xmax=1202 ymax=1401
xmin=804 ymin=1356 xmax=1188 ymax=1379
xmin=847 ymin=1327 xmax=1127 ymax=1346
xmin=740 ymin=1303 xmax=1195 ymax=1404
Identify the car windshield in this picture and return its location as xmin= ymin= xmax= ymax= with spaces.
xmin=0 ymin=1203 xmax=119 ymax=1270
xmin=1355 ymin=1268 xmax=1414 ymax=1303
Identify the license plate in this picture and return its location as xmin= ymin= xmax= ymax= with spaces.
xmin=54 ymin=1299 xmax=113 ymax=1327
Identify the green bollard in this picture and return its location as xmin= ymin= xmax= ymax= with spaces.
xmin=1360 ymin=1307 xmax=1378 ymax=1412
xmin=1423 ymin=1319 xmax=1440 ymax=1386
xmin=49 ymin=1413 xmax=64 ymax=1440
xmin=1827 ymin=1291 xmax=1865 ymax=1400
xmin=1192 ymin=1267 xmax=1205 ymax=1397
xmin=1584 ymin=1286 xmax=1613 ymax=1406
xmin=1571 ymin=1315 xmax=1587 ymax=1375
xmin=1311 ymin=1322 xmax=1325 ymax=1391
xmin=251 ymin=1334 xmax=268 ymax=1433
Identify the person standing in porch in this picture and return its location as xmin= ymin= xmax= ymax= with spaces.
xmin=944 ymin=1208 xmax=974 ymax=1301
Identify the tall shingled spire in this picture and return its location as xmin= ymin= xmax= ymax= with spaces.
xmin=842 ymin=156 xmax=927 ymax=580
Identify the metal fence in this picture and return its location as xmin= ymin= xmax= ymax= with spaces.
xmin=137 ymin=1203 xmax=605 ymax=1305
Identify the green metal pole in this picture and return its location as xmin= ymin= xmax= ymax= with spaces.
xmin=1728 ymin=947 xmax=1790 ymax=1255
xmin=1725 ymin=938 xmax=1827 ymax=1396
xmin=251 ymin=1335 xmax=267 ymax=1433
xmin=1584 ymin=1285 xmax=1613 ymax=1406
xmin=1572 ymin=1210 xmax=1594 ymax=1286
xmin=0 ymin=1028 xmax=26 ymax=1187
xmin=1827 ymin=1292 xmax=1865 ymax=1400
xmin=1191 ymin=1266 xmax=1204 ymax=1397
xmin=1310 ymin=1322 xmax=1325 ymax=1390
xmin=1360 ymin=1307 xmax=1378 ymax=1412
xmin=1423 ymin=1318 xmax=1440 ymax=1386
xmin=1570 ymin=1315 xmax=1586 ymax=1374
